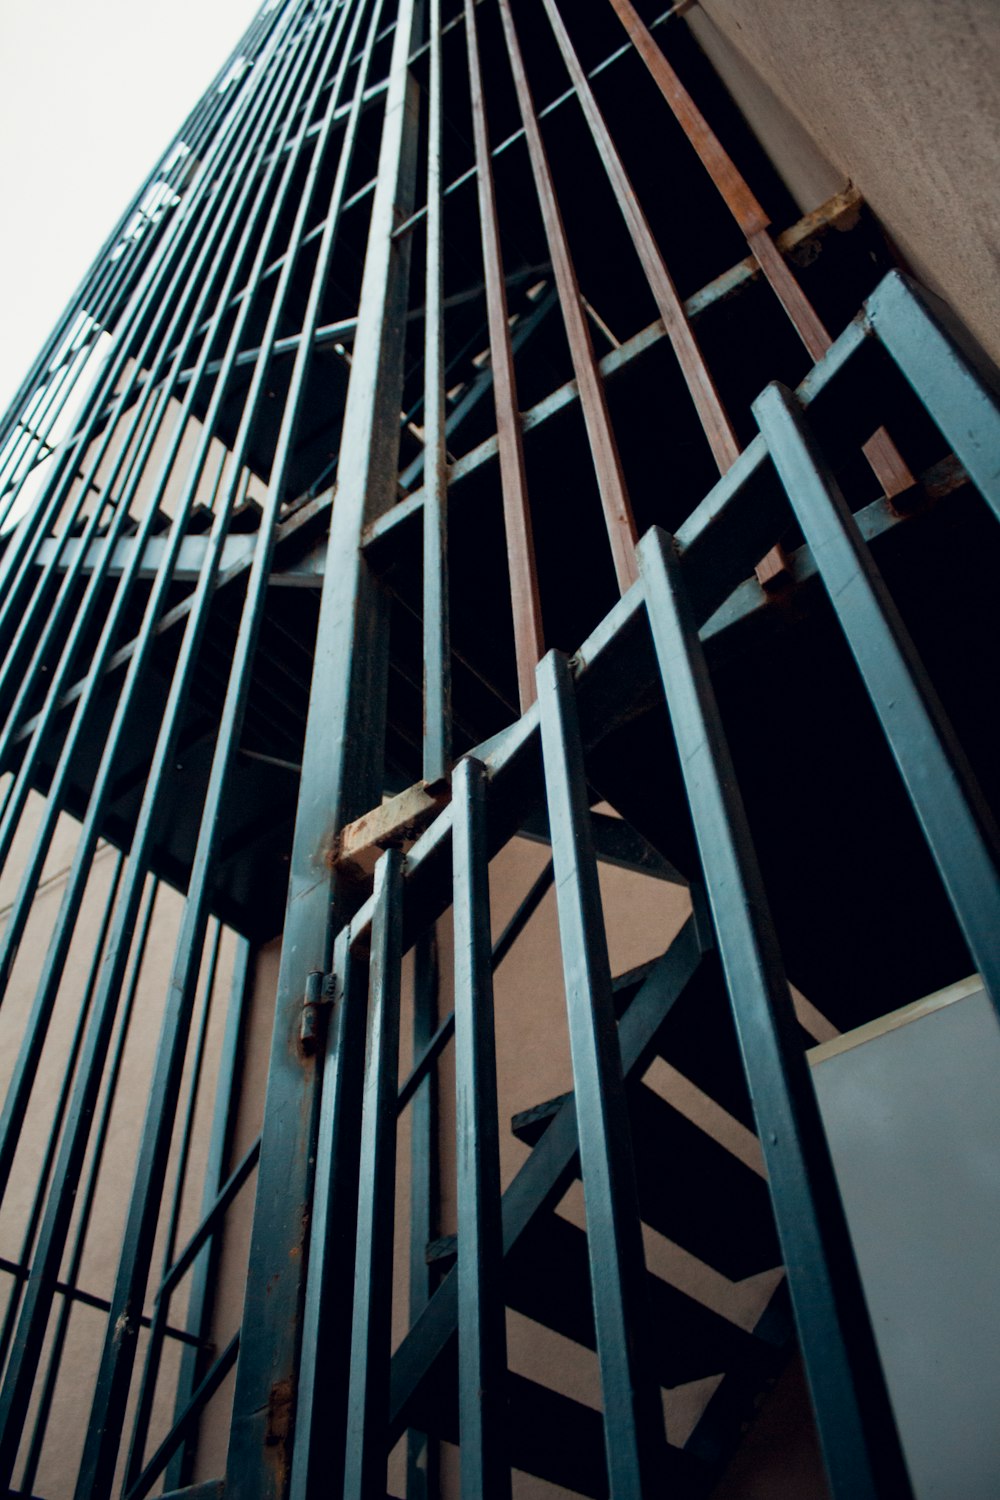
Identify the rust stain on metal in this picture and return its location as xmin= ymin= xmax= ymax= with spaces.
xmin=264 ymin=1378 xmax=294 ymax=1492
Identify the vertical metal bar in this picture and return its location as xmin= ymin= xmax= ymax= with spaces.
xmin=422 ymin=0 xmax=450 ymax=784
xmin=0 ymin=10 xmax=320 ymax=1482
xmin=343 ymin=848 xmax=405 ymax=1500
xmin=463 ymin=0 xmax=544 ymax=711
xmin=74 ymin=6 xmax=373 ymax=1491
xmin=0 ymin=0 xmax=314 ymax=1218
xmin=539 ymin=0 xmax=739 ymax=474
xmin=395 ymin=855 xmax=555 ymax=1117
xmin=0 ymin=3 xmax=296 ymax=675
xmin=606 ymin=0 xmax=914 ymax=505
xmin=405 ymin=927 xmax=440 ymax=1500
xmin=123 ymin=920 xmax=224 ymax=1491
xmin=226 ymin=2 xmax=423 ymax=1492
xmin=166 ymin=936 xmax=254 ymax=1492
xmin=0 ymin=849 xmax=125 ymax=1375
xmin=452 ymin=756 xmax=510 ymax=1500
xmin=17 ymin=878 xmax=161 ymax=1499
xmin=866 ymin=270 xmax=1000 ymax=520
xmin=754 ymin=381 xmax=1000 ymax=1007
xmin=535 ymin=650 xmax=665 ymax=1500
xmin=289 ymin=926 xmax=369 ymax=1500
xmin=499 ymin=0 xmax=640 ymax=594
xmin=0 ymin=3 xmax=307 ymax=921
xmin=638 ymin=523 xmax=914 ymax=1500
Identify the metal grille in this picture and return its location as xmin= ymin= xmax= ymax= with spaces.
xmin=0 ymin=0 xmax=997 ymax=1496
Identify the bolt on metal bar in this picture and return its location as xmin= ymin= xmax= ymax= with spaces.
xmin=535 ymin=649 xmax=665 ymax=1498
xmin=452 ymin=756 xmax=511 ymax=1499
xmin=638 ymin=523 xmax=914 ymax=1500
xmin=499 ymin=0 xmax=640 ymax=595
xmin=754 ymin=381 xmax=1000 ymax=1008
xmin=463 ymin=0 xmax=544 ymax=712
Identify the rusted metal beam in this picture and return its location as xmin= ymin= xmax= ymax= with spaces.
xmin=464 ymin=0 xmax=545 ymax=712
xmin=541 ymin=0 xmax=739 ymax=475
xmin=606 ymin=0 xmax=915 ymax=524
xmin=500 ymin=0 xmax=640 ymax=594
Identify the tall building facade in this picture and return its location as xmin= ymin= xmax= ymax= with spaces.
xmin=0 ymin=2 xmax=997 ymax=1498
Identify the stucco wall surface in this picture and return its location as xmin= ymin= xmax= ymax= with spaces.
xmin=690 ymin=0 xmax=1000 ymax=365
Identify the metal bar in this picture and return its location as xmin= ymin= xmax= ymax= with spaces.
xmin=406 ymin=925 xmax=441 ymax=1500
xmin=0 ymin=5 xmax=297 ymax=711
xmin=0 ymin=848 xmax=124 ymax=1374
xmin=754 ymin=381 xmax=1000 ymax=1007
xmin=159 ymin=1137 xmax=262 ymax=1306
xmin=124 ymin=1334 xmax=241 ymax=1500
xmin=363 ymin=192 xmax=869 ymax=565
xmin=0 ymin=1262 xmax=202 ymax=1349
xmin=535 ymin=650 xmax=664 ymax=1498
xmin=343 ymin=849 xmax=405 ymax=1500
xmin=389 ymin=917 xmax=704 ymax=1447
xmin=421 ymin=0 xmax=450 ymax=784
xmin=867 ymin=270 xmax=1000 ymax=520
xmin=77 ymin=5 xmax=376 ymax=1489
xmin=124 ymin=918 xmax=224 ymax=1492
xmin=166 ymin=937 xmax=255 ymax=1491
xmin=638 ymin=523 xmax=914 ymax=1499
xmin=499 ymin=0 xmax=639 ymax=594
xmin=0 ymin=10 xmax=324 ymax=1481
xmin=226 ymin=2 xmax=423 ymax=1491
xmin=17 ymin=877 xmax=161 ymax=1498
xmin=289 ymin=926 xmax=369 ymax=1500
xmin=395 ymin=855 xmax=554 ymax=1114
xmin=463 ymin=0 xmax=544 ymax=711
xmin=452 ymin=757 xmax=510 ymax=1498
xmin=606 ymin=0 xmax=914 ymax=506
xmin=540 ymin=0 xmax=739 ymax=474
xmin=0 ymin=6 xmax=312 ymax=1020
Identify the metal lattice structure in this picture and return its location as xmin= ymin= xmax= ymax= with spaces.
xmin=0 ymin=0 xmax=998 ymax=1497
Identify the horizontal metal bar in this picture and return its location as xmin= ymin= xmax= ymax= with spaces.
xmin=0 ymin=1258 xmax=202 ymax=1349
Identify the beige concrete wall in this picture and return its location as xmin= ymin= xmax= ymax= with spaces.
xmin=688 ymin=0 xmax=1000 ymax=365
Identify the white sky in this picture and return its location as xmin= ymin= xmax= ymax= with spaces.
xmin=0 ymin=0 xmax=262 ymax=412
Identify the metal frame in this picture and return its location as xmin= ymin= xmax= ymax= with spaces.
xmin=0 ymin=0 xmax=996 ymax=1492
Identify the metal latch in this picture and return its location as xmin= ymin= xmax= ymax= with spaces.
xmin=300 ymin=969 xmax=336 ymax=1056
